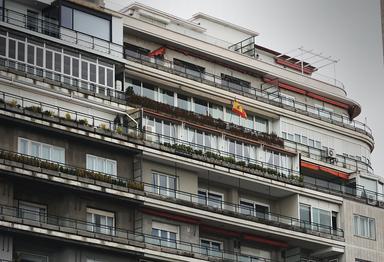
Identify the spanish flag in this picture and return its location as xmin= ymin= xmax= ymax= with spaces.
xmin=232 ymin=99 xmax=247 ymax=118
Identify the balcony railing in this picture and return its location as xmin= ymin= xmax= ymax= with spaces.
xmin=0 ymin=205 xmax=277 ymax=262
xmin=0 ymin=55 xmax=373 ymax=174
xmin=0 ymin=91 xmax=382 ymax=207
xmin=2 ymin=8 xmax=123 ymax=57
xmin=124 ymin=50 xmax=373 ymax=139
xmin=144 ymin=183 xmax=344 ymax=238
xmin=0 ymin=147 xmax=344 ymax=239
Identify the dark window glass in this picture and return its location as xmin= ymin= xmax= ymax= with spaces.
xmin=72 ymin=58 xmax=79 ymax=77
xmin=27 ymin=10 xmax=39 ymax=31
xmin=27 ymin=45 xmax=34 ymax=64
xmin=61 ymin=6 xmax=73 ymax=29
xmin=17 ymin=42 xmax=25 ymax=61
xmin=45 ymin=50 xmax=53 ymax=69
xmin=106 ymin=68 xmax=113 ymax=87
xmin=54 ymin=53 xmax=61 ymax=72
xmin=89 ymin=64 xmax=96 ymax=82
xmin=98 ymin=66 xmax=105 ymax=85
xmin=0 ymin=37 xmax=5 ymax=56
xmin=174 ymin=58 xmax=205 ymax=77
xmin=64 ymin=56 xmax=71 ymax=75
xmin=81 ymin=61 xmax=88 ymax=80
xmin=300 ymin=204 xmax=311 ymax=222
xmin=36 ymin=48 xmax=43 ymax=67
xmin=9 ymin=39 xmax=16 ymax=59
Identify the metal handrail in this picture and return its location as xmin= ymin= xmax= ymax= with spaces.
xmin=0 ymin=91 xmax=382 ymax=205
xmin=0 ymin=205 xmax=276 ymax=262
xmin=124 ymin=50 xmax=373 ymax=138
xmin=0 ymin=54 xmax=372 ymax=173
xmin=0 ymin=148 xmax=343 ymax=237
xmin=2 ymin=8 xmax=123 ymax=57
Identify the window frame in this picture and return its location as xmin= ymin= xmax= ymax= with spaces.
xmin=197 ymin=189 xmax=224 ymax=209
xmin=86 ymin=207 xmax=115 ymax=235
xmin=239 ymin=198 xmax=270 ymax=219
xmin=18 ymin=137 xmax=65 ymax=163
xmin=152 ymin=171 xmax=177 ymax=197
xmin=86 ymin=154 xmax=117 ymax=176
xmin=353 ymin=214 xmax=376 ymax=240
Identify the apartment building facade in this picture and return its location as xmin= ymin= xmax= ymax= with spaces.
xmin=0 ymin=1 xmax=382 ymax=262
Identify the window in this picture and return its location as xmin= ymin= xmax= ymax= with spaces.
xmin=152 ymin=172 xmax=176 ymax=197
xmin=194 ymin=98 xmax=208 ymax=115
xmin=312 ymin=207 xmax=331 ymax=233
xmin=315 ymin=140 xmax=321 ymax=149
xmin=18 ymin=201 xmax=47 ymax=223
xmin=87 ymin=208 xmax=115 ymax=235
xmin=86 ymin=154 xmax=117 ymax=176
xmin=18 ymin=138 xmax=65 ymax=163
xmin=240 ymin=200 xmax=269 ymax=219
xmin=18 ymin=252 xmax=48 ymax=262
xmin=61 ymin=6 xmax=111 ymax=41
xmin=201 ymin=239 xmax=222 ymax=256
xmin=174 ymin=58 xmax=205 ymax=77
xmin=294 ymin=134 xmax=301 ymax=143
xmin=151 ymin=221 xmax=178 ymax=247
xmin=198 ymin=190 xmax=223 ymax=209
xmin=300 ymin=204 xmax=311 ymax=224
xmin=221 ymin=73 xmax=250 ymax=91
xmin=354 ymin=215 xmax=375 ymax=239
xmin=265 ymin=150 xmax=291 ymax=174
xmin=162 ymin=89 xmax=174 ymax=106
xmin=177 ymin=94 xmax=190 ymax=111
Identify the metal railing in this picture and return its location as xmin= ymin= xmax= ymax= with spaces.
xmin=0 ymin=147 xmax=343 ymax=238
xmin=228 ymin=36 xmax=346 ymax=91
xmin=0 ymin=54 xmax=372 ymax=173
xmin=2 ymin=8 xmax=123 ymax=57
xmin=124 ymin=50 xmax=373 ymax=139
xmin=0 ymin=205 xmax=276 ymax=262
xmin=0 ymin=90 xmax=382 ymax=206
xmin=144 ymin=183 xmax=344 ymax=237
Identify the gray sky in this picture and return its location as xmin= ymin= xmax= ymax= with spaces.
xmin=106 ymin=0 xmax=384 ymax=176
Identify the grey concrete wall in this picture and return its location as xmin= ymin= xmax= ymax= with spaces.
xmin=13 ymin=236 xmax=137 ymax=262
xmin=0 ymin=122 xmax=134 ymax=181
xmin=13 ymin=182 xmax=135 ymax=230
xmin=342 ymin=198 xmax=384 ymax=262
xmin=142 ymin=158 xmax=198 ymax=194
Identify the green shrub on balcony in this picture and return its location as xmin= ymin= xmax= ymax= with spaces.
xmin=24 ymin=106 xmax=42 ymax=114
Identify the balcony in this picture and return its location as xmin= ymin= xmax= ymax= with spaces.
xmin=0 ymin=52 xmax=373 ymax=174
xmin=0 ymin=90 xmax=381 ymax=207
xmin=0 ymin=147 xmax=344 ymax=240
xmin=144 ymin=184 xmax=344 ymax=239
xmin=0 ymin=205 xmax=279 ymax=262
xmin=124 ymin=50 xmax=373 ymax=139
xmin=1 ymin=8 xmax=123 ymax=58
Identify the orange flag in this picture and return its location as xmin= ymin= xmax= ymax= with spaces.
xmin=232 ymin=100 xmax=247 ymax=118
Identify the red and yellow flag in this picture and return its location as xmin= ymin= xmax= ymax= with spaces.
xmin=232 ymin=99 xmax=247 ymax=118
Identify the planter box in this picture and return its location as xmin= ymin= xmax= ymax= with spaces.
xmin=5 ymin=104 xmax=23 ymax=114
xmin=43 ymin=114 xmax=59 ymax=122
xmin=78 ymin=176 xmax=94 ymax=184
xmin=95 ymin=180 xmax=111 ymax=188
xmin=41 ymin=168 xmax=59 ymax=176
xmin=95 ymin=128 xmax=112 ymax=136
xmin=60 ymin=119 xmax=77 ymax=128
xmin=4 ymin=159 xmax=23 ymax=168
xmin=78 ymin=125 xmax=94 ymax=132
xmin=24 ymin=110 xmax=42 ymax=118
xmin=112 ymin=133 xmax=126 ymax=140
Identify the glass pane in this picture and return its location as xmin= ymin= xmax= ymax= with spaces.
xmin=86 ymin=155 xmax=94 ymax=170
xmin=46 ymin=50 xmax=53 ymax=69
xmin=90 ymin=64 xmax=97 ymax=82
xmin=106 ymin=68 xmax=113 ymax=87
xmin=229 ymin=140 xmax=235 ymax=155
xmin=240 ymin=201 xmax=254 ymax=215
xmin=0 ymin=37 xmax=6 ymax=56
xmin=17 ymin=42 xmax=25 ymax=61
xmin=8 ymin=39 xmax=15 ymax=59
xmin=36 ymin=48 xmax=43 ymax=67
xmin=61 ymin=6 xmax=73 ymax=29
xmin=81 ymin=61 xmax=88 ymax=80
xmin=19 ymin=139 xmax=28 ymax=154
xmin=196 ymin=131 xmax=203 ymax=146
xmin=194 ymin=98 xmax=207 ymax=115
xmin=64 ymin=56 xmax=71 ymax=75
xmin=143 ymin=84 xmax=156 ymax=100
xmin=300 ymin=204 xmax=310 ymax=222
xmin=72 ymin=58 xmax=79 ymax=77
xmin=42 ymin=145 xmax=50 ymax=160
xmin=177 ymin=94 xmax=189 ymax=111
xmin=73 ymin=9 xmax=110 ymax=41
xmin=31 ymin=142 xmax=40 ymax=157
xmin=54 ymin=53 xmax=61 ymax=72
xmin=27 ymin=45 xmax=34 ymax=64
xmin=98 ymin=66 xmax=105 ymax=85
xmin=162 ymin=89 xmax=174 ymax=106
xmin=255 ymin=117 xmax=267 ymax=133
xmin=152 ymin=228 xmax=159 ymax=237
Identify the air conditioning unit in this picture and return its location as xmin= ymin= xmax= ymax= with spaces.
xmin=144 ymin=125 xmax=156 ymax=142
xmin=378 ymin=200 xmax=384 ymax=208
xmin=327 ymin=148 xmax=336 ymax=158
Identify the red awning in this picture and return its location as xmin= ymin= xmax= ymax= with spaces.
xmin=301 ymin=160 xmax=349 ymax=180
